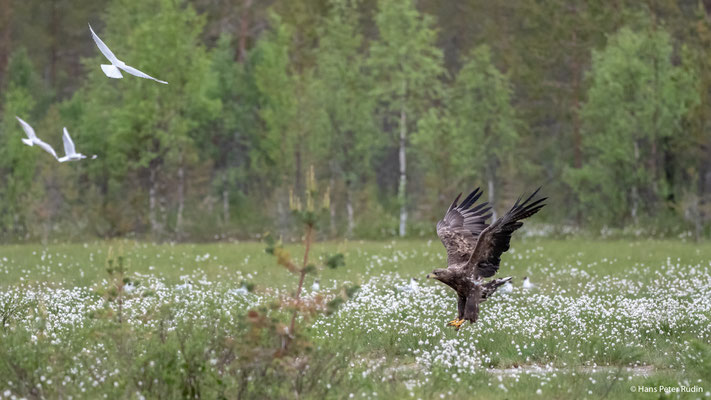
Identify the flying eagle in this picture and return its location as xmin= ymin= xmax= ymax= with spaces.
xmin=427 ymin=187 xmax=546 ymax=330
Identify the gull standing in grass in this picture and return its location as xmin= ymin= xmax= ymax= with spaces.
xmin=58 ymin=128 xmax=95 ymax=163
xmin=397 ymin=278 xmax=420 ymax=293
xmin=500 ymin=280 xmax=514 ymax=293
xmin=311 ymin=279 xmax=320 ymax=292
xmin=88 ymin=23 xmax=168 ymax=85
xmin=15 ymin=116 xmax=59 ymax=160
xmin=523 ymin=276 xmax=534 ymax=290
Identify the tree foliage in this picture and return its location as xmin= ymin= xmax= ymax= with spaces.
xmin=1 ymin=0 xmax=711 ymax=240
xmin=566 ymin=26 xmax=698 ymax=224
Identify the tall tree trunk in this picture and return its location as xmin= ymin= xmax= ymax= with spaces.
xmin=237 ymin=0 xmax=254 ymax=62
xmin=176 ymin=154 xmax=185 ymax=240
xmin=222 ymin=173 xmax=229 ymax=226
xmin=149 ymin=166 xmax=159 ymax=238
xmin=0 ymin=0 xmax=12 ymax=89
xmin=398 ymin=107 xmax=408 ymax=237
xmin=346 ymin=178 xmax=354 ymax=238
xmin=49 ymin=0 xmax=60 ymax=88
xmin=571 ymin=31 xmax=582 ymax=171
xmin=698 ymin=138 xmax=711 ymax=240
xmin=294 ymin=147 xmax=303 ymax=198
xmin=631 ymin=141 xmax=640 ymax=223
xmin=630 ymin=186 xmax=639 ymax=224
xmin=329 ymin=173 xmax=337 ymax=236
xmin=487 ymin=163 xmax=497 ymax=221
xmin=277 ymin=184 xmax=288 ymax=237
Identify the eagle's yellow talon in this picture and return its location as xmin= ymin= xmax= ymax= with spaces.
xmin=449 ymin=319 xmax=465 ymax=330
xmin=447 ymin=318 xmax=460 ymax=326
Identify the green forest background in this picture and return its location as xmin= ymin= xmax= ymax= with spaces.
xmin=0 ymin=0 xmax=710 ymax=242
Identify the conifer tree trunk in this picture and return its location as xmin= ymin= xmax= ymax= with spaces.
xmin=237 ymin=0 xmax=254 ymax=62
xmin=149 ymin=166 xmax=158 ymax=238
xmin=346 ymin=179 xmax=354 ymax=238
xmin=398 ymin=106 xmax=408 ymax=237
xmin=631 ymin=141 xmax=640 ymax=223
xmin=0 ymin=0 xmax=12 ymax=88
xmin=487 ymin=163 xmax=497 ymax=221
xmin=176 ymin=154 xmax=185 ymax=240
xmin=329 ymin=164 xmax=337 ymax=235
xmin=222 ymin=173 xmax=229 ymax=226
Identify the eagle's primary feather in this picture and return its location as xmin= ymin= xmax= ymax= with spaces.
xmin=428 ymin=187 xmax=546 ymax=329
xmin=436 ymin=188 xmax=492 ymax=266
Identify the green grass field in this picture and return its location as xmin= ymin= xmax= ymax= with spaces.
xmin=1 ymin=238 xmax=710 ymax=399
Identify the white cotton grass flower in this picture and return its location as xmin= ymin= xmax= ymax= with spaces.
xmin=1 ymin=248 xmax=710 ymax=394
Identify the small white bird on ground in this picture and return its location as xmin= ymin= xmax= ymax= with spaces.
xmin=58 ymin=128 xmax=94 ymax=162
xmin=409 ymin=277 xmax=419 ymax=292
xmin=15 ymin=116 xmax=59 ymax=159
xmin=123 ymin=282 xmax=136 ymax=294
xmin=397 ymin=278 xmax=419 ymax=292
xmin=523 ymin=276 xmax=534 ymax=290
xmin=311 ymin=279 xmax=320 ymax=292
xmin=89 ymin=23 xmax=168 ymax=85
xmin=500 ymin=280 xmax=514 ymax=293
xmin=229 ymin=284 xmax=249 ymax=296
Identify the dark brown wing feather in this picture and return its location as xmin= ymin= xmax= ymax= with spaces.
xmin=436 ymin=188 xmax=492 ymax=266
xmin=467 ymin=188 xmax=547 ymax=278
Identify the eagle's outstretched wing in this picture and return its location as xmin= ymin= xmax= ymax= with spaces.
xmin=437 ymin=188 xmax=492 ymax=266
xmin=467 ymin=188 xmax=546 ymax=278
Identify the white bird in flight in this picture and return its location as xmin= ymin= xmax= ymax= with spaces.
xmin=89 ymin=23 xmax=168 ymax=85
xmin=16 ymin=116 xmax=59 ymax=160
xmin=58 ymin=127 xmax=96 ymax=162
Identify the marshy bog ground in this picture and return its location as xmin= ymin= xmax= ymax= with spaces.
xmin=1 ymin=238 xmax=710 ymax=399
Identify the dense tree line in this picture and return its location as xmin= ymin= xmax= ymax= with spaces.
xmin=0 ymin=0 xmax=709 ymax=241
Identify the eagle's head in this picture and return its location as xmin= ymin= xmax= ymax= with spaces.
xmin=426 ymin=268 xmax=454 ymax=284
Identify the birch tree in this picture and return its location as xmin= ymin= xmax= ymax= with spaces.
xmin=368 ymin=0 xmax=444 ymax=236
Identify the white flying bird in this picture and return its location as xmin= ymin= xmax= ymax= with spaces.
xmin=58 ymin=127 xmax=96 ymax=163
xmin=89 ymin=23 xmax=168 ymax=85
xmin=15 ymin=116 xmax=59 ymax=160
